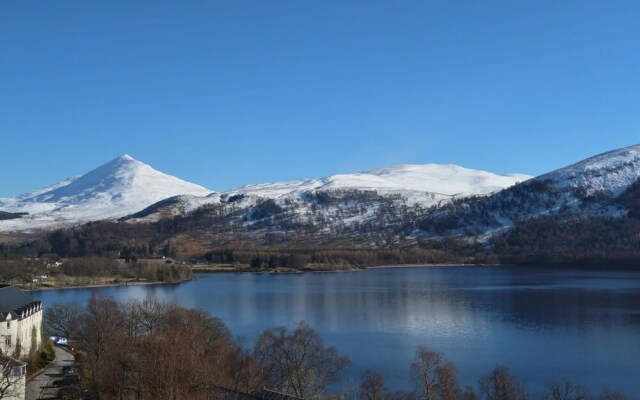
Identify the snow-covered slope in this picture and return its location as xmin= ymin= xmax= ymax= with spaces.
xmin=538 ymin=143 xmax=640 ymax=195
xmin=227 ymin=164 xmax=529 ymax=201
xmin=418 ymin=143 xmax=640 ymax=238
xmin=125 ymin=164 xmax=531 ymax=224
xmin=0 ymin=155 xmax=212 ymax=232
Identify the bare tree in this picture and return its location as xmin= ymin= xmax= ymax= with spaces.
xmin=254 ymin=322 xmax=351 ymax=399
xmin=435 ymin=362 xmax=462 ymax=400
xmin=411 ymin=346 xmax=443 ymax=400
xmin=134 ymin=306 xmax=241 ymax=400
xmin=137 ymin=296 xmax=173 ymax=335
xmin=543 ymin=381 xmax=587 ymax=400
xmin=410 ymin=346 xmax=462 ymax=400
xmin=462 ymin=386 xmax=479 ymax=400
xmin=478 ymin=365 xmax=529 ymax=400
xmin=231 ymin=342 xmax=267 ymax=394
xmin=77 ymin=297 xmax=124 ymax=393
xmin=43 ymin=302 xmax=83 ymax=339
xmin=75 ymin=297 xmax=245 ymax=400
xmin=596 ymin=391 xmax=629 ymax=400
xmin=119 ymin=296 xmax=175 ymax=341
xmin=359 ymin=370 xmax=391 ymax=400
xmin=119 ymin=299 xmax=143 ymax=340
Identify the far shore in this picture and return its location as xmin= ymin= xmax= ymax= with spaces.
xmin=364 ymin=263 xmax=496 ymax=269
xmin=16 ymin=262 xmax=636 ymax=293
xmin=19 ymin=263 xmax=500 ymax=292
xmin=193 ymin=262 xmax=493 ymax=273
xmin=22 ymin=278 xmax=192 ymax=292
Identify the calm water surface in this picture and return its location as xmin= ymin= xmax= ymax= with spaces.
xmin=32 ymin=266 xmax=640 ymax=395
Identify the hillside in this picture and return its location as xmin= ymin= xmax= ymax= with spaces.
xmin=417 ymin=144 xmax=640 ymax=238
xmin=122 ymin=164 xmax=529 ymax=242
xmin=116 ymin=164 xmax=529 ymax=250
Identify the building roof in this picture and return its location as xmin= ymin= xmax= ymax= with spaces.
xmin=0 ymin=285 xmax=41 ymax=319
xmin=0 ymin=356 xmax=26 ymax=369
xmin=0 ymin=355 xmax=27 ymax=378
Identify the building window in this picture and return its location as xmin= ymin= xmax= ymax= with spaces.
xmin=5 ymin=335 xmax=11 ymax=347
xmin=6 ymin=321 xmax=9 ymax=329
xmin=12 ymin=366 xmax=25 ymax=377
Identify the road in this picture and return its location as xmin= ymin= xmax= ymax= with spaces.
xmin=26 ymin=345 xmax=75 ymax=400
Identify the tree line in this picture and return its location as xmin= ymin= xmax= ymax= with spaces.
xmin=45 ymin=298 xmax=631 ymax=400
xmin=490 ymin=215 xmax=640 ymax=266
xmin=204 ymin=247 xmax=468 ymax=269
xmin=488 ymin=178 xmax=640 ymax=266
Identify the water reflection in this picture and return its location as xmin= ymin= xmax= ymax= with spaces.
xmin=32 ymin=266 xmax=640 ymax=395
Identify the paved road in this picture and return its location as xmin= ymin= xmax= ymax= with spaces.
xmin=26 ymin=345 xmax=75 ymax=400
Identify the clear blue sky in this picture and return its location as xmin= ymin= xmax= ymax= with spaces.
xmin=1 ymin=1 xmax=639 ymax=196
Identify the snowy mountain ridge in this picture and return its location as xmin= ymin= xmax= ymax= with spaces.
xmin=229 ymin=163 xmax=530 ymax=199
xmin=124 ymin=163 xmax=530 ymax=224
xmin=0 ymin=155 xmax=530 ymax=232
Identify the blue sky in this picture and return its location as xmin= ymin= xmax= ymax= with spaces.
xmin=1 ymin=1 xmax=639 ymax=196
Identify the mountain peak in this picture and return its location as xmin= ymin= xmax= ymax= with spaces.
xmin=117 ymin=153 xmax=135 ymax=162
xmin=105 ymin=153 xmax=141 ymax=169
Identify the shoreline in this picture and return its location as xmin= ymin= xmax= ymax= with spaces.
xmin=364 ymin=263 xmax=496 ymax=269
xmin=23 ymin=278 xmax=192 ymax=292
xmin=17 ymin=263 xmax=626 ymax=292
xmin=193 ymin=262 xmax=494 ymax=273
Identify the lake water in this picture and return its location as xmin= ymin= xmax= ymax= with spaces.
xmin=32 ymin=266 xmax=640 ymax=396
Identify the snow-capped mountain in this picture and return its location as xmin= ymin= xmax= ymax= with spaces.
xmin=0 ymin=154 xmax=211 ymax=232
xmin=5 ymin=144 xmax=639 ymax=263
xmin=0 ymin=155 xmax=531 ymax=234
xmin=418 ymin=143 xmax=640 ymax=237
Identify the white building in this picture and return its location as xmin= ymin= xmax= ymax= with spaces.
xmin=0 ymin=285 xmax=43 ymax=358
